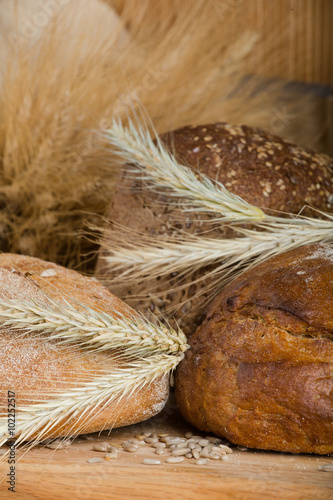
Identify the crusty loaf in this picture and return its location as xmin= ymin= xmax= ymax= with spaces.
xmin=175 ymin=243 xmax=333 ymax=454
xmin=97 ymin=122 xmax=333 ymax=335
xmin=0 ymin=254 xmax=169 ymax=440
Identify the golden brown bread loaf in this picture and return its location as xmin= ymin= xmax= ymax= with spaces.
xmin=175 ymin=243 xmax=333 ymax=454
xmin=0 ymin=254 xmax=169 ymax=440
xmin=97 ymin=122 xmax=333 ymax=335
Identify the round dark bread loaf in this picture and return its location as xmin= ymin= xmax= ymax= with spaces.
xmin=175 ymin=243 xmax=333 ymax=454
xmin=97 ymin=122 xmax=333 ymax=335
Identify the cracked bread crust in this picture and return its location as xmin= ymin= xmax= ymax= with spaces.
xmin=175 ymin=244 xmax=333 ymax=454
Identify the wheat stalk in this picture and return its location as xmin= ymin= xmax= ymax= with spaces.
xmin=106 ymin=118 xmax=265 ymax=222
xmin=0 ymin=353 xmax=181 ymax=449
xmin=101 ymin=215 xmax=333 ymax=280
xmin=0 ymin=298 xmax=187 ymax=357
xmin=99 ymin=218 xmax=333 ymax=313
xmin=100 ymin=118 xmax=333 ymax=307
xmin=0 ymin=294 xmax=188 ymax=450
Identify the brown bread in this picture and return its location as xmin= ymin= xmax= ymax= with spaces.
xmin=0 ymin=254 xmax=169 ymax=440
xmin=97 ymin=122 xmax=333 ymax=335
xmin=175 ymin=244 xmax=333 ymax=454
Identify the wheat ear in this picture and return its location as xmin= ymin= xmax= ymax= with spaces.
xmin=0 ymin=294 xmax=188 ymax=449
xmin=101 ymin=215 xmax=333 ymax=281
xmin=0 ymin=353 xmax=181 ymax=449
xmin=100 ymin=118 xmax=333 ymax=306
xmin=0 ymin=298 xmax=187 ymax=357
xmin=105 ymin=119 xmax=265 ymax=222
xmin=98 ymin=220 xmax=333 ymax=315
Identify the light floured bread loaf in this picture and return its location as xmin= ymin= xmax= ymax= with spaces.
xmin=0 ymin=254 xmax=171 ymax=441
xmin=175 ymin=244 xmax=333 ymax=454
xmin=97 ymin=122 xmax=333 ymax=335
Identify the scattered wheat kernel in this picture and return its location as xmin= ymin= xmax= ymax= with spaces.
xmin=93 ymin=443 xmax=109 ymax=452
xmin=105 ymin=452 xmax=118 ymax=459
xmin=88 ymin=457 xmax=104 ymax=464
xmin=167 ymin=457 xmax=185 ymax=463
xmin=211 ymin=446 xmax=224 ymax=455
xmin=143 ymin=459 xmax=161 ymax=465
xmin=122 ymin=442 xmax=139 ymax=453
xmin=219 ymin=445 xmax=233 ymax=454
xmin=135 ymin=435 xmax=146 ymax=441
xmin=128 ymin=438 xmax=141 ymax=445
xmin=209 ymin=453 xmax=220 ymax=460
xmin=196 ymin=459 xmax=209 ymax=465
xmin=155 ymin=449 xmax=164 ymax=456
xmin=176 ymin=442 xmax=189 ymax=449
xmin=107 ymin=443 xmax=120 ymax=450
xmin=221 ymin=455 xmax=230 ymax=461
xmin=46 ymin=440 xmax=64 ymax=450
xmin=237 ymin=446 xmax=248 ymax=451
xmin=192 ymin=450 xmax=200 ymax=459
xmin=185 ymin=453 xmax=193 ymax=459
xmin=152 ymin=442 xmax=166 ymax=449
xmin=172 ymin=448 xmax=190 ymax=456
xmin=184 ymin=432 xmax=193 ymax=439
xmin=198 ymin=439 xmax=210 ymax=447
xmin=143 ymin=431 xmax=152 ymax=437
xmin=145 ymin=437 xmax=158 ymax=444
xmin=166 ymin=438 xmax=184 ymax=445
xmin=318 ymin=464 xmax=333 ymax=472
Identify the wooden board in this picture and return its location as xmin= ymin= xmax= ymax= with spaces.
xmin=0 ymin=396 xmax=332 ymax=500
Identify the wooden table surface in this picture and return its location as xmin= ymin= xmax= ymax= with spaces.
xmin=0 ymin=396 xmax=332 ymax=500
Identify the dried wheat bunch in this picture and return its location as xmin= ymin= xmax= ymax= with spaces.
xmin=0 ymin=0 xmax=315 ymax=269
xmin=99 ymin=118 xmax=333 ymax=310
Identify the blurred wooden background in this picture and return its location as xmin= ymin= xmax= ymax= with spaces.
xmin=110 ymin=0 xmax=332 ymax=85
xmin=109 ymin=0 xmax=332 ymax=154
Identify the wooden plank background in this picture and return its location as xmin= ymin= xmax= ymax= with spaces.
xmin=111 ymin=0 xmax=333 ymax=86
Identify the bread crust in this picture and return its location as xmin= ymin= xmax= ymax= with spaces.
xmin=97 ymin=122 xmax=333 ymax=335
xmin=175 ymin=244 xmax=333 ymax=454
xmin=0 ymin=254 xmax=169 ymax=439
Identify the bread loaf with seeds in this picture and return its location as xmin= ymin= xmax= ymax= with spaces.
xmin=0 ymin=254 xmax=172 ymax=442
xmin=96 ymin=122 xmax=333 ymax=335
xmin=175 ymin=243 xmax=333 ymax=454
